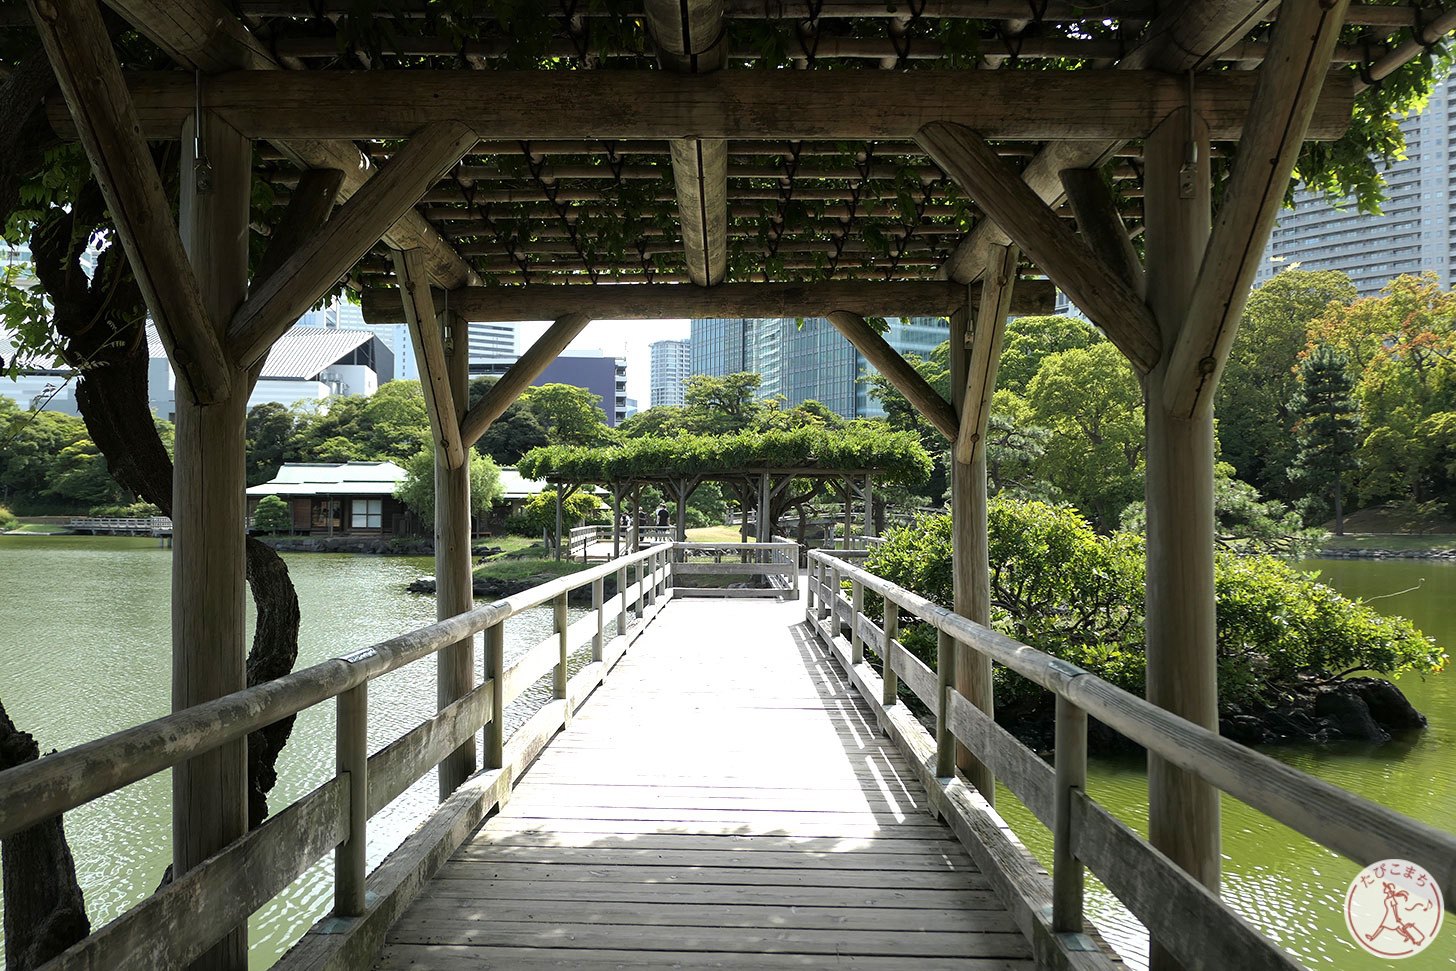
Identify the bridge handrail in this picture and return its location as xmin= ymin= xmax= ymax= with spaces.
xmin=808 ymin=549 xmax=1456 ymax=968
xmin=668 ymin=539 xmax=800 ymax=600
xmin=0 ymin=541 xmax=674 ymax=840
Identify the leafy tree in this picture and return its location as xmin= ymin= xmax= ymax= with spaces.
xmin=984 ymin=389 xmax=1052 ymax=500
xmin=52 ymin=437 xmax=125 ymax=505
xmin=245 ymin=402 xmax=297 ymax=487
xmin=1217 ymin=269 xmax=1356 ymax=500
xmin=520 ymin=383 xmax=612 ymax=446
xmin=1290 ymin=345 xmax=1361 ymax=534
xmin=758 ymin=398 xmax=846 ymax=432
xmin=395 ymin=447 xmax=504 ymax=523
xmin=864 ymin=503 xmax=1444 ymax=717
xmin=1025 ymin=342 xmax=1144 ymax=530
xmin=252 ymin=495 xmax=292 ymax=534
xmin=617 ymin=405 xmax=689 ymax=439
xmin=477 ymin=402 xmax=549 ymax=465
xmin=682 ymin=372 xmax=766 ymax=434
xmin=0 ymin=407 xmax=91 ymax=508
xmin=0 ymin=504 xmax=15 ymax=531
xmin=1120 ymin=462 xmax=1322 ymax=555
xmin=996 ymin=314 xmax=1099 ymax=395
xmin=513 ymin=488 xmax=605 ymax=539
xmin=289 ymin=382 xmax=430 ymax=462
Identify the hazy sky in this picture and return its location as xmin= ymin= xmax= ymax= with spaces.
xmin=515 ymin=318 xmax=691 ymax=409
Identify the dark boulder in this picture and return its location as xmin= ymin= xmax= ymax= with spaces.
xmin=1314 ymin=687 xmax=1390 ymax=743
xmin=1353 ymin=677 xmax=1427 ymax=733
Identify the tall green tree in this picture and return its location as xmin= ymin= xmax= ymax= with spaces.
xmin=520 ymin=383 xmax=612 ymax=446
xmin=1216 ymin=269 xmax=1356 ymax=500
xmin=395 ymin=447 xmax=505 ymax=523
xmin=245 ymin=402 xmax=297 ymax=487
xmin=682 ymin=372 xmax=765 ymax=434
xmin=1290 ymin=345 xmax=1361 ymax=534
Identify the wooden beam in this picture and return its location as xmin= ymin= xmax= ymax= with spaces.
xmin=229 ymin=120 xmax=478 ymax=369
xmin=459 ymin=313 xmax=594 ymax=448
xmin=918 ymin=122 xmax=1161 ymax=374
xmin=363 ymin=280 xmax=1053 ymax=323
xmin=102 ymin=0 xmax=478 ymax=290
xmin=54 ymin=69 xmax=1355 ymax=142
xmin=644 ymin=0 xmax=729 ymax=287
xmin=27 ymin=0 xmax=232 ymax=405
xmin=953 ymin=244 xmax=1018 ymax=466
xmin=393 ymin=248 xmax=466 ymax=471
xmin=825 ymin=311 xmax=958 ymax=443
xmin=1164 ymin=0 xmax=1352 ymax=419
xmin=1060 ymin=168 xmax=1144 ymax=297
xmin=936 ymin=0 xmax=1283 ymax=284
xmin=254 ymin=168 xmax=343 ymax=289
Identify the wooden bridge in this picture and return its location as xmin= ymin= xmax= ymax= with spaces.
xmin=2 ymin=541 xmax=1451 ymax=971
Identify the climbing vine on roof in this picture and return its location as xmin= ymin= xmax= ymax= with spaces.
xmin=518 ymin=426 xmax=934 ymax=487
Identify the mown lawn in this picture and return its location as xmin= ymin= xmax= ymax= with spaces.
xmin=1319 ymin=533 xmax=1456 ymax=552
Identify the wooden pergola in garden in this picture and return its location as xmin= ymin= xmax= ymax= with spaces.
xmin=15 ymin=0 xmax=1456 ymax=967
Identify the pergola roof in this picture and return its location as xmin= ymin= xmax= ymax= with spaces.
xmin=20 ymin=0 xmax=1446 ymax=325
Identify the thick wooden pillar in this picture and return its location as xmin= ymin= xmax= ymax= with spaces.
xmin=612 ymin=487 xmax=622 ymax=557
xmin=950 ymin=305 xmax=994 ymax=800
xmin=174 ymin=112 xmax=250 ymax=970
xmin=435 ymin=309 xmax=476 ymax=798
xmin=757 ymin=473 xmax=770 ymax=543
xmin=1144 ymin=109 xmax=1220 ymax=950
xmin=675 ymin=480 xmax=689 ymax=542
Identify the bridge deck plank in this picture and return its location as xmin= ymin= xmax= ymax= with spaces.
xmin=374 ymin=596 xmax=1034 ymax=968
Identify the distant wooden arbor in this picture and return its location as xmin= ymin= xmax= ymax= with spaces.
xmin=20 ymin=0 xmax=1450 ymax=967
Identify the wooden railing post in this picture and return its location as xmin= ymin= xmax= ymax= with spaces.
xmin=805 ymin=558 xmax=817 ymax=622
xmin=882 ymin=600 xmax=899 ymax=707
xmin=485 ymin=621 xmax=504 ymax=770
xmin=936 ymin=630 xmax=957 ymax=778
xmin=850 ymin=580 xmax=865 ymax=664
xmin=828 ymin=563 xmax=840 ymax=632
xmin=617 ymin=566 xmax=628 ymax=637
xmin=592 ymin=576 xmax=605 ymax=662
xmin=1053 ymin=695 xmax=1088 ymax=933
xmin=334 ymin=681 xmax=367 ymax=917
xmin=553 ymin=592 xmax=568 ymax=707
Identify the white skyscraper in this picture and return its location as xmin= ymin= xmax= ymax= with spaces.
xmin=650 ymin=338 xmax=692 ymax=407
xmin=469 ymin=323 xmax=516 ymax=363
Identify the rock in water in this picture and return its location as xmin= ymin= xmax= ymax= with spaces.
xmin=1314 ymin=686 xmax=1390 ymax=743
xmin=1353 ymin=677 xmax=1428 ymax=732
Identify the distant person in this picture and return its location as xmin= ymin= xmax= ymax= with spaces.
xmin=656 ymin=504 xmax=670 ymax=527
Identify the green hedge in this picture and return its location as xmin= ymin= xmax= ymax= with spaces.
xmin=518 ymin=426 xmax=932 ymax=487
xmin=863 ymin=501 xmax=1445 ymax=713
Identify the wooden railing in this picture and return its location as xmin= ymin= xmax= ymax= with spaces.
xmin=67 ymin=515 xmax=173 ymax=535
xmin=806 ymin=548 xmax=1456 ymax=971
xmin=670 ymin=539 xmax=800 ymax=599
xmin=0 ymin=543 xmax=676 ymax=971
xmin=564 ymin=525 xmax=677 ymax=560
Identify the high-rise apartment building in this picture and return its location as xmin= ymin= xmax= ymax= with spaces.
xmin=468 ymin=323 xmax=516 ymax=363
xmin=649 ymin=338 xmax=692 ymax=407
xmin=469 ymin=349 xmax=629 ymax=426
xmin=690 ymin=316 xmax=949 ymax=419
xmin=1255 ymin=74 xmax=1453 ymax=296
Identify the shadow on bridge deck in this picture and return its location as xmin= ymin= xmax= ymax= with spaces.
xmin=372 ymin=596 xmax=1044 ymax=969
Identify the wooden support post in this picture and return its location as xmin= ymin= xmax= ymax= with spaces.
xmin=169 ymin=107 xmax=251 ymax=971
xmin=1144 ymin=108 xmax=1220 ymax=960
xmin=592 ymin=577 xmax=605 ymax=663
xmin=484 ymin=621 xmax=504 ymax=770
xmin=553 ymin=593 xmax=568 ymax=699
xmin=617 ymin=566 xmax=628 ymax=637
xmin=841 ymin=478 xmax=853 ymax=548
xmin=630 ymin=487 xmax=641 ymax=551
xmin=435 ymin=309 xmax=476 ymax=799
xmin=850 ymin=580 xmax=865 ymax=664
xmin=27 ymin=0 xmax=232 ymax=405
xmin=950 ymin=305 xmax=994 ymax=800
xmin=827 ymin=311 xmax=958 ymax=442
xmin=862 ymin=475 xmax=875 ymax=539
xmin=612 ymin=488 xmax=622 ymax=558
xmin=675 ymin=480 xmax=689 ymax=542
xmin=1052 ymin=694 xmax=1088 ymax=934
xmin=1060 ymin=168 xmax=1145 ymax=297
xmin=882 ymin=601 xmax=900 ymax=707
xmin=918 ymin=122 xmax=1160 ymax=374
xmin=394 ymin=248 xmax=466 ymax=470
xmin=334 ymin=682 xmax=367 ymax=917
xmin=935 ymin=629 xmax=957 ymax=780
xmin=554 ymin=488 xmax=564 ymax=561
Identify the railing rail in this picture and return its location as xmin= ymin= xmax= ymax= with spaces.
xmin=0 ymin=542 xmax=677 ymax=971
xmin=807 ymin=548 xmax=1456 ymax=971
xmin=669 ymin=539 xmax=800 ymax=599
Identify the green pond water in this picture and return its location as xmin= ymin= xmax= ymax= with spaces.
xmin=0 ymin=538 xmax=1451 ymax=968
xmin=0 ymin=535 xmax=586 ymax=969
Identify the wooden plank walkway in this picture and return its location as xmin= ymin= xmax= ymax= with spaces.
xmin=374 ymin=595 xmax=1036 ymax=969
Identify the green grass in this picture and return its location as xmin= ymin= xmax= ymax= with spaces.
xmin=685 ymin=525 xmax=749 ymax=543
xmin=474 ymin=557 xmax=588 ymax=582
xmin=1319 ymin=533 xmax=1456 ymax=552
xmin=478 ymin=534 xmax=542 ymax=556
xmin=4 ymin=523 xmax=70 ymax=534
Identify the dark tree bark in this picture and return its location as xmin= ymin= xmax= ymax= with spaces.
xmin=0 ymin=703 xmax=90 ymax=971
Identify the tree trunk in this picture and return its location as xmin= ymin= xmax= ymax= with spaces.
xmin=0 ymin=703 xmax=90 ymax=971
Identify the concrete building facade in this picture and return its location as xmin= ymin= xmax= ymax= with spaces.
xmin=470 ymin=350 xmax=629 ymax=426
xmin=649 ymin=338 xmax=692 ymax=407
xmin=1255 ymin=73 xmax=1454 ymax=296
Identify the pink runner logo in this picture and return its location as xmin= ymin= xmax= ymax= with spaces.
xmin=1345 ymin=859 xmax=1444 ymax=959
